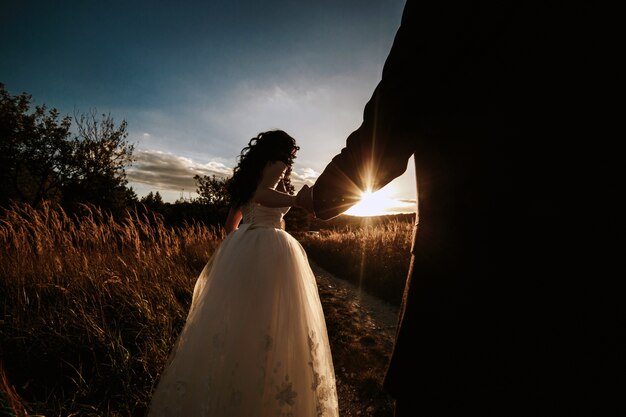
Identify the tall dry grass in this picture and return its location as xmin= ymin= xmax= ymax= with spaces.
xmin=0 ymin=202 xmax=224 ymax=416
xmin=296 ymin=218 xmax=413 ymax=306
xmin=0 ymin=203 xmax=412 ymax=416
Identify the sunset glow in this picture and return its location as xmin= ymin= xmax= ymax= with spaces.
xmin=345 ymin=186 xmax=402 ymax=217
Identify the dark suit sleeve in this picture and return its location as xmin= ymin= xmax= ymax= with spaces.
xmin=311 ymin=0 xmax=460 ymax=220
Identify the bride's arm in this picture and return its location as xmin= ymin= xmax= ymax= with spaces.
xmin=224 ymin=205 xmax=243 ymax=234
xmin=253 ymin=161 xmax=298 ymax=208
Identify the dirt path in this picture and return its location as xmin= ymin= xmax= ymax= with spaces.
xmin=310 ymin=261 xmax=400 ymax=417
xmin=311 ymin=261 xmax=400 ymax=336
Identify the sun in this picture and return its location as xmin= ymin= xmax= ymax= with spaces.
xmin=344 ymin=186 xmax=398 ymax=217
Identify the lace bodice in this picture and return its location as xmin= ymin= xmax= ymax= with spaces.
xmin=241 ymin=201 xmax=290 ymax=229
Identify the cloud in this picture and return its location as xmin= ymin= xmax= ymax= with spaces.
xmin=290 ymin=167 xmax=320 ymax=188
xmin=126 ymin=148 xmax=415 ymax=215
xmin=127 ymin=148 xmax=321 ymax=198
xmin=127 ymin=149 xmax=232 ymax=193
xmin=123 ymin=69 xmax=380 ymax=185
xmin=298 ymin=167 xmax=320 ymax=179
xmin=191 ymin=72 xmax=377 ymax=170
xmin=383 ymin=199 xmax=416 ymax=214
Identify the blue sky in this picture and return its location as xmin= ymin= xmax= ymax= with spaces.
xmin=1 ymin=0 xmax=415 ymax=214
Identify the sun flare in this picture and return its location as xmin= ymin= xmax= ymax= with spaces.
xmin=345 ymin=186 xmax=400 ymax=217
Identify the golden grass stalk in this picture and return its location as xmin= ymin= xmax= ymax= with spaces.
xmin=0 ymin=203 xmax=411 ymax=415
xmin=0 ymin=201 xmax=223 ymax=416
xmin=296 ymin=218 xmax=413 ymax=306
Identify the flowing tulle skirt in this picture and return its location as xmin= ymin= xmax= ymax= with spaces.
xmin=147 ymin=225 xmax=338 ymax=417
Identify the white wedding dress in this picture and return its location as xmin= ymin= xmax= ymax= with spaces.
xmin=147 ymin=202 xmax=338 ymax=417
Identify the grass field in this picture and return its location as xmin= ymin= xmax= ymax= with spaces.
xmin=295 ymin=214 xmax=413 ymax=306
xmin=0 ymin=202 xmax=412 ymax=416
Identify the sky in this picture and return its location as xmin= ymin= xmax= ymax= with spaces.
xmin=1 ymin=0 xmax=416 ymax=215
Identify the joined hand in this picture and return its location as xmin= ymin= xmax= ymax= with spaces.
xmin=295 ymin=184 xmax=314 ymax=215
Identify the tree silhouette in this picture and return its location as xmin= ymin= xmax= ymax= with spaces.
xmin=62 ymin=110 xmax=136 ymax=215
xmin=193 ymin=174 xmax=231 ymax=225
xmin=0 ymin=83 xmax=72 ymax=207
xmin=140 ymin=191 xmax=164 ymax=212
xmin=194 ymin=174 xmax=230 ymax=206
xmin=0 ymin=83 xmax=137 ymax=214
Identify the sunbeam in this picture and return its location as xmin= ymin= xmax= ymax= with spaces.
xmin=344 ymin=185 xmax=399 ymax=217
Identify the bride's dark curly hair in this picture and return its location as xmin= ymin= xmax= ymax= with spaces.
xmin=227 ymin=130 xmax=300 ymax=207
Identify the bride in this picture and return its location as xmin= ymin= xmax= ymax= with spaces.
xmin=147 ymin=129 xmax=338 ymax=417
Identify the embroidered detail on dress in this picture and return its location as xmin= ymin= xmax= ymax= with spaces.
xmin=307 ymin=331 xmax=339 ymax=416
xmin=275 ymin=377 xmax=298 ymax=406
xmin=264 ymin=334 xmax=273 ymax=351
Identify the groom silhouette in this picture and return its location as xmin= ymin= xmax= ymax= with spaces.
xmin=297 ymin=1 xmax=618 ymax=416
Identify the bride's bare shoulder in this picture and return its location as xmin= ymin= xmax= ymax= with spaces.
xmin=258 ymin=161 xmax=287 ymax=187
